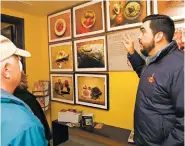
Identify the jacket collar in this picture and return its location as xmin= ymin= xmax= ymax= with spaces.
xmin=158 ymin=40 xmax=178 ymax=57
xmin=148 ymin=40 xmax=179 ymax=65
xmin=0 ymin=89 xmax=31 ymax=111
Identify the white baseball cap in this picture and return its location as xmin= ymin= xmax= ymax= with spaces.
xmin=0 ymin=35 xmax=31 ymax=62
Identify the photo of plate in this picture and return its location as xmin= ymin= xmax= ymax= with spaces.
xmin=81 ymin=10 xmax=96 ymax=28
xmin=123 ymin=1 xmax=142 ymax=21
xmin=54 ymin=18 xmax=67 ymax=36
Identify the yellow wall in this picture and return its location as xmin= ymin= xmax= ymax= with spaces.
xmin=2 ymin=7 xmax=139 ymax=130
xmin=51 ymin=72 xmax=138 ymax=129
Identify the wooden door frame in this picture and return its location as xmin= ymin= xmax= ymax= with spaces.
xmin=1 ymin=14 xmax=26 ymax=72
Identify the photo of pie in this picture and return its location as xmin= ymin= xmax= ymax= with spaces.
xmin=81 ymin=10 xmax=96 ymax=28
xmin=48 ymin=9 xmax=71 ymax=42
xmin=54 ymin=18 xmax=66 ymax=36
xmin=73 ymin=1 xmax=104 ymax=37
xmin=49 ymin=42 xmax=73 ymax=71
xmin=123 ymin=1 xmax=141 ymax=20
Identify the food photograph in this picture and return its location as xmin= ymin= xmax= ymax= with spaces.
xmin=173 ymin=23 xmax=185 ymax=50
xmin=154 ymin=0 xmax=184 ymax=20
xmin=50 ymin=74 xmax=74 ymax=104
xmin=49 ymin=42 xmax=73 ymax=71
xmin=73 ymin=0 xmax=105 ymax=37
xmin=74 ymin=36 xmax=107 ymax=71
xmin=107 ymin=0 xmax=150 ymax=31
xmin=75 ymin=74 xmax=108 ymax=109
xmin=48 ymin=9 xmax=71 ymax=42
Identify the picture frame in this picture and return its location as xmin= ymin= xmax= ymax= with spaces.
xmin=73 ymin=0 xmax=105 ymax=38
xmin=173 ymin=23 xmax=185 ymax=49
xmin=107 ymin=27 xmax=141 ymax=71
xmin=74 ymin=36 xmax=107 ymax=72
xmin=81 ymin=113 xmax=94 ymax=128
xmin=36 ymin=96 xmax=50 ymax=112
xmin=48 ymin=9 xmax=71 ymax=42
xmin=153 ymin=0 xmax=184 ymax=21
xmin=49 ymin=41 xmax=73 ymax=72
xmin=75 ymin=74 xmax=109 ymax=110
xmin=50 ymin=74 xmax=75 ymax=104
xmin=32 ymin=80 xmax=49 ymax=96
xmin=106 ymin=0 xmax=151 ymax=31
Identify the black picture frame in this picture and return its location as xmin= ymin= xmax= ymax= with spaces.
xmin=1 ymin=25 xmax=14 ymax=42
xmin=75 ymin=73 xmax=109 ymax=110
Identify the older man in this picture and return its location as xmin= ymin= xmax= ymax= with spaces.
xmin=0 ymin=35 xmax=48 ymax=146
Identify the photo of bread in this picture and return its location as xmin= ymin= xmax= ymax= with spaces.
xmin=74 ymin=36 xmax=107 ymax=72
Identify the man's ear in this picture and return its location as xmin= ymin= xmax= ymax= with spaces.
xmin=2 ymin=63 xmax=11 ymax=79
xmin=155 ymin=32 xmax=164 ymax=43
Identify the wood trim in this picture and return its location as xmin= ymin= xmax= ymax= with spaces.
xmin=1 ymin=14 xmax=26 ymax=72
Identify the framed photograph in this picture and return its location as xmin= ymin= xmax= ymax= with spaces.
xmin=49 ymin=41 xmax=73 ymax=72
xmin=173 ymin=23 xmax=185 ymax=49
xmin=107 ymin=27 xmax=141 ymax=71
xmin=73 ymin=0 xmax=105 ymax=38
xmin=48 ymin=9 xmax=71 ymax=42
xmin=32 ymin=80 xmax=49 ymax=96
xmin=74 ymin=36 xmax=107 ymax=72
xmin=50 ymin=74 xmax=74 ymax=104
xmin=75 ymin=74 xmax=108 ymax=110
xmin=81 ymin=113 xmax=94 ymax=128
xmin=153 ymin=0 xmax=184 ymax=21
xmin=36 ymin=96 xmax=50 ymax=112
xmin=106 ymin=0 xmax=151 ymax=31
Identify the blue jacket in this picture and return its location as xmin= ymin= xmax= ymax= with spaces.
xmin=1 ymin=89 xmax=48 ymax=146
xmin=128 ymin=41 xmax=184 ymax=146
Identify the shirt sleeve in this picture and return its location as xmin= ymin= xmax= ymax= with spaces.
xmin=10 ymin=125 xmax=48 ymax=146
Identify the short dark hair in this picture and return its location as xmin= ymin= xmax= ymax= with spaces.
xmin=143 ymin=14 xmax=175 ymax=42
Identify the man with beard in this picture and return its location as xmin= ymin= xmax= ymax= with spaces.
xmin=122 ymin=14 xmax=184 ymax=146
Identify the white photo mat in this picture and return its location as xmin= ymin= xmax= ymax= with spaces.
xmin=75 ymin=74 xmax=108 ymax=110
xmin=106 ymin=0 xmax=151 ymax=31
xmin=48 ymin=9 xmax=71 ymax=42
xmin=49 ymin=41 xmax=73 ymax=72
xmin=50 ymin=74 xmax=74 ymax=104
xmin=73 ymin=0 xmax=105 ymax=38
xmin=153 ymin=0 xmax=184 ymax=21
xmin=74 ymin=36 xmax=107 ymax=72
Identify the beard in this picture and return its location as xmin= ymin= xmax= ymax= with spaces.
xmin=140 ymin=39 xmax=155 ymax=57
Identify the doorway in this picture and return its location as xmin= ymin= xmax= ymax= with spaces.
xmin=1 ymin=14 xmax=26 ymax=72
